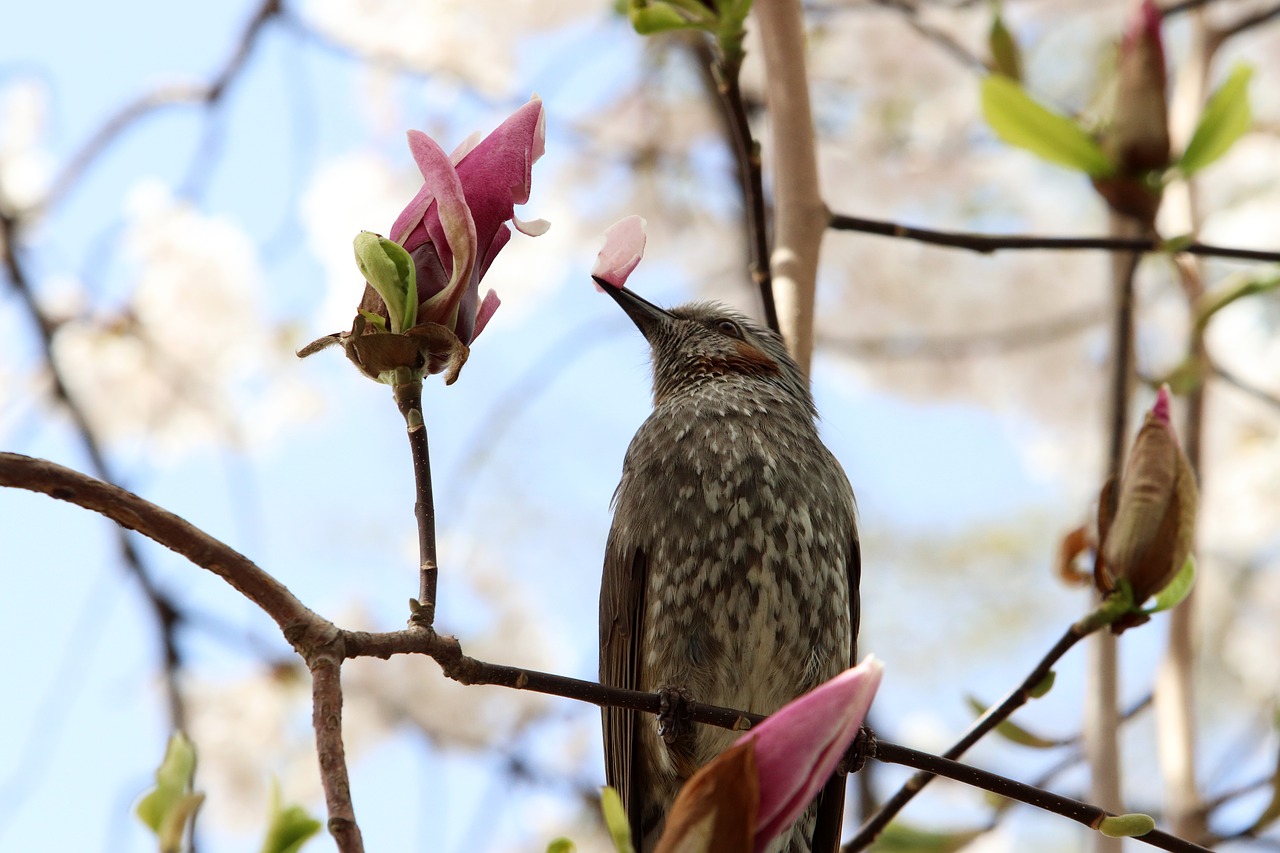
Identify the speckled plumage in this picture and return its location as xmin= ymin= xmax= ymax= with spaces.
xmin=599 ymin=289 xmax=859 ymax=853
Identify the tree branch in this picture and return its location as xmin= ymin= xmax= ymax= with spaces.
xmin=848 ymin=622 xmax=1093 ymax=848
xmin=755 ymin=0 xmax=827 ymax=372
xmin=828 ymin=212 xmax=1280 ymax=263
xmin=875 ymin=742 xmax=1214 ymax=853
xmin=310 ymin=643 xmax=365 ymax=853
xmin=0 ymin=212 xmax=187 ymax=728
xmin=716 ymin=54 xmax=779 ymax=333
xmin=37 ymin=0 xmax=282 ymax=214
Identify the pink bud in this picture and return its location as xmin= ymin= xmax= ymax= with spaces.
xmin=1099 ymin=385 xmax=1197 ymax=606
xmin=591 ymin=215 xmax=647 ymax=290
xmin=653 ymin=656 xmax=884 ymax=853
xmin=750 ymin=656 xmax=883 ymax=850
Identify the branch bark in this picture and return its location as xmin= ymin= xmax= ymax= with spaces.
xmin=754 ymin=0 xmax=827 ymax=373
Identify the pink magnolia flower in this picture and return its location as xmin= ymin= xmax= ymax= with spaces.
xmin=301 ymin=97 xmax=547 ymax=383
xmin=368 ymin=96 xmax=548 ymax=345
xmin=750 ymin=656 xmax=883 ymax=849
xmin=655 ymin=656 xmax=884 ymax=853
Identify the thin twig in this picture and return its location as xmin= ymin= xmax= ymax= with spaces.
xmin=0 ymin=212 xmax=187 ymax=728
xmin=1212 ymin=363 xmax=1280 ymax=411
xmin=828 ymin=212 xmax=1280 ymax=263
xmin=38 ymin=0 xmax=281 ymax=214
xmin=717 ymin=56 xmax=779 ymax=332
xmin=392 ymin=374 xmax=438 ymax=627
xmin=847 ymin=623 xmax=1093 ymax=849
xmin=1208 ymin=1 xmax=1280 ymax=50
xmin=867 ymin=0 xmax=990 ymax=73
xmin=875 ymin=742 xmax=1215 ymax=853
xmin=819 ymin=304 xmax=1106 ymax=360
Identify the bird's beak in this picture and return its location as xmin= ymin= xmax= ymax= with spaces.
xmin=597 ymin=282 xmax=673 ymax=343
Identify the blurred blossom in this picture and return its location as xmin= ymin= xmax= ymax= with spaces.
xmin=0 ymin=78 xmax=54 ymax=211
xmin=50 ymin=182 xmax=316 ymax=454
xmin=186 ymin=669 xmax=319 ymax=832
xmin=302 ymin=0 xmax=590 ymax=97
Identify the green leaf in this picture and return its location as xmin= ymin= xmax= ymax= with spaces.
xmin=988 ymin=7 xmax=1022 ymax=82
xmin=136 ymin=733 xmax=204 ymax=853
xmin=260 ymin=780 xmax=322 ymax=853
xmin=1028 ymin=670 xmax=1056 ymax=699
xmin=600 ymin=787 xmax=635 ymax=853
xmin=1194 ymin=271 xmax=1280 ymax=336
xmin=628 ymin=0 xmax=716 ymax=34
xmin=546 ymin=839 xmax=577 ymax=853
xmin=965 ymin=696 xmax=1059 ymax=748
xmin=1099 ymin=813 xmax=1156 ymax=838
xmin=715 ymin=0 xmax=752 ymax=62
xmin=981 ymin=75 xmax=1113 ymax=176
xmin=353 ymin=231 xmax=417 ymax=334
xmin=1146 ymin=555 xmax=1196 ymax=615
xmin=870 ymin=822 xmax=986 ymax=852
xmin=1179 ymin=65 xmax=1253 ymax=176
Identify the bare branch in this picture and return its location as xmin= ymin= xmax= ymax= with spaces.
xmin=38 ymin=0 xmax=281 ymax=214
xmin=875 ymin=741 xmax=1215 ymax=853
xmin=310 ymin=646 xmax=365 ymax=853
xmin=867 ymin=0 xmax=989 ymax=73
xmin=819 ymin=305 xmax=1105 ymax=360
xmin=755 ymin=0 xmax=827 ymax=373
xmin=828 ymin=211 xmax=1280 ymax=262
xmin=0 ymin=213 xmax=187 ymax=727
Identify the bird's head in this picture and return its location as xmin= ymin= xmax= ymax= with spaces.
xmin=602 ymin=285 xmax=813 ymax=413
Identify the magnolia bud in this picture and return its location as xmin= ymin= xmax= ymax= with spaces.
xmin=1097 ymin=386 xmax=1198 ymax=605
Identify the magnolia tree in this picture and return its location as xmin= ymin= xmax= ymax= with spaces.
xmin=1 ymin=0 xmax=1279 ymax=852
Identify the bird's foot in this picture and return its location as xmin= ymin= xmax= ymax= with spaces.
xmin=656 ymin=685 xmax=694 ymax=747
xmin=839 ymin=724 xmax=876 ymax=775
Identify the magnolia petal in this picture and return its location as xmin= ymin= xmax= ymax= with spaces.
xmin=471 ymin=289 xmax=501 ymax=341
xmin=654 ymin=739 xmax=758 ymax=853
xmin=409 ymin=130 xmax=478 ymax=331
xmin=390 ymin=184 xmax=437 ymax=248
xmin=477 ymin=224 xmax=512 ymax=283
xmin=449 ymin=129 xmax=484 ymax=165
xmin=750 ymin=656 xmax=883 ymax=849
xmin=445 ymin=96 xmax=545 ymax=266
xmin=513 ymin=212 xmax=551 ymax=236
xmin=593 ymin=215 xmax=648 ymax=289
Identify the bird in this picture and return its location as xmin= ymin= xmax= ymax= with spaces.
xmin=598 ymin=284 xmax=860 ymax=853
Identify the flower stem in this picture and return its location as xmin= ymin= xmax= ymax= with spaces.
xmin=392 ymin=369 xmax=438 ymax=628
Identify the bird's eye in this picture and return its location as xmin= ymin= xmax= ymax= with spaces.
xmin=716 ymin=319 xmax=741 ymax=338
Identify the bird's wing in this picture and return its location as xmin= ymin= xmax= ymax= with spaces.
xmin=600 ymin=531 xmax=648 ymax=845
xmin=811 ymin=525 xmax=862 ymax=852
